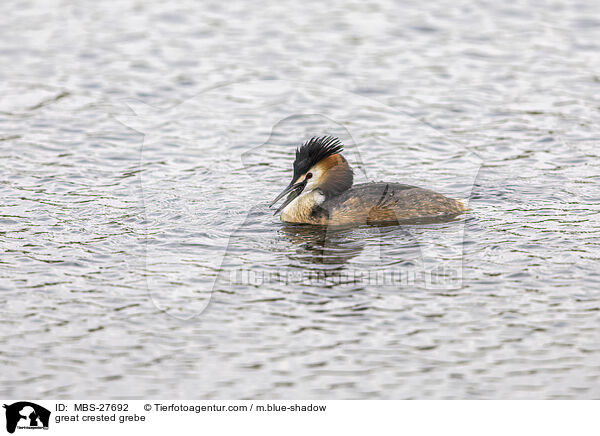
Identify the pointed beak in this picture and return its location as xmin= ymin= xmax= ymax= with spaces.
xmin=270 ymin=179 xmax=307 ymax=215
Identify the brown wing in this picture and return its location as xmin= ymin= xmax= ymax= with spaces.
xmin=325 ymin=183 xmax=465 ymax=225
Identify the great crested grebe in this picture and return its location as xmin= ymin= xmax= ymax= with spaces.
xmin=270 ymin=136 xmax=466 ymax=225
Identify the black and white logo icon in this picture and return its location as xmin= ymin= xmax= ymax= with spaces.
xmin=3 ymin=402 xmax=50 ymax=434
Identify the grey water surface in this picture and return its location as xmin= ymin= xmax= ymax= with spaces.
xmin=1 ymin=0 xmax=600 ymax=399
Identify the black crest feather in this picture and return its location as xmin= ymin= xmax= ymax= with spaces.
xmin=293 ymin=136 xmax=344 ymax=180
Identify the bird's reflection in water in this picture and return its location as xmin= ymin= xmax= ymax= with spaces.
xmin=278 ymin=223 xmax=364 ymax=267
xmin=276 ymin=223 xmax=422 ymax=290
xmin=277 ymin=214 xmax=464 ymax=276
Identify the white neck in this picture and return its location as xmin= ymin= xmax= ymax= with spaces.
xmin=280 ymin=189 xmax=325 ymax=223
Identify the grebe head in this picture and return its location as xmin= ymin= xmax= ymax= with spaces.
xmin=270 ymin=136 xmax=354 ymax=217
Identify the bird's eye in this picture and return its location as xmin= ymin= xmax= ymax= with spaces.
xmin=306 ymin=173 xmax=312 ymax=180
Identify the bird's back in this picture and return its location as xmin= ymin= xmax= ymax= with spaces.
xmin=322 ymin=182 xmax=465 ymax=225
